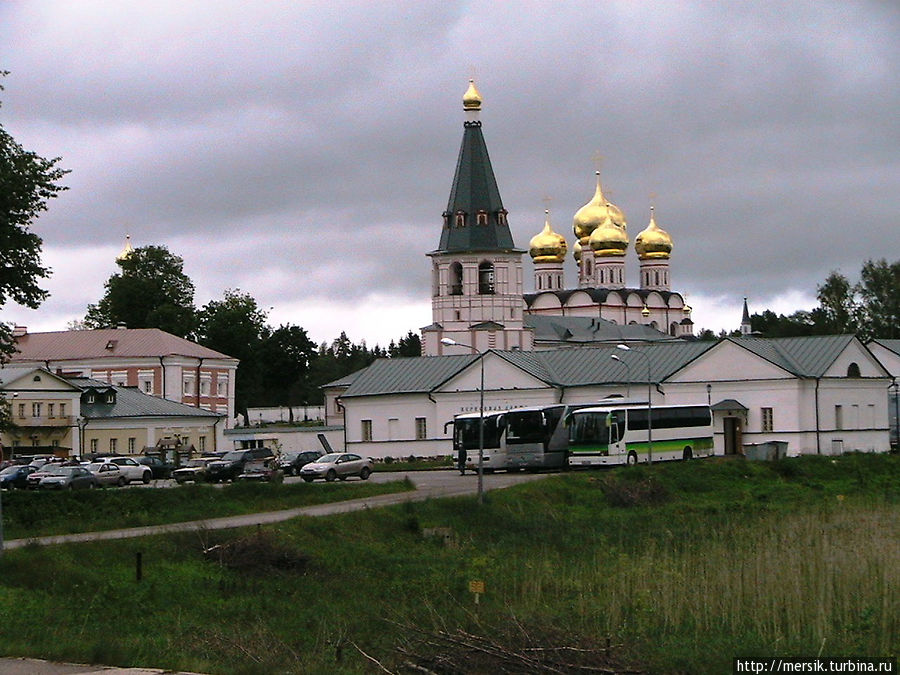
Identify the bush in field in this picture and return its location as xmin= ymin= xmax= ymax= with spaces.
xmin=599 ymin=474 xmax=669 ymax=507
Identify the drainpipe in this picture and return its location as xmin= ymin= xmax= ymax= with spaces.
xmin=212 ymin=416 xmax=219 ymax=453
xmin=557 ymin=385 xmax=566 ymax=404
xmin=814 ymin=377 xmax=821 ymax=454
xmin=158 ymin=356 xmax=167 ymax=400
xmin=195 ymin=357 xmax=204 ymax=408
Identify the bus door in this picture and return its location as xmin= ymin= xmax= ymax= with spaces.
xmin=607 ymin=411 xmax=626 ymax=459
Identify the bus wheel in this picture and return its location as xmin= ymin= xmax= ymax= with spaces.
xmin=682 ymin=447 xmax=693 ymax=461
xmin=626 ymin=451 xmax=638 ymax=466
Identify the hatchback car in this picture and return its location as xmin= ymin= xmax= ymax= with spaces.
xmin=299 ymin=453 xmax=373 ymax=482
xmin=86 ymin=462 xmax=127 ymax=487
xmin=35 ymin=465 xmax=98 ymax=490
xmin=138 ymin=455 xmax=175 ymax=479
xmin=0 ymin=464 xmax=37 ymax=489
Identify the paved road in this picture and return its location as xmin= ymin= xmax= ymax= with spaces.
xmin=3 ymin=469 xmax=547 ymax=550
xmin=0 ymin=469 xmax=547 ymax=673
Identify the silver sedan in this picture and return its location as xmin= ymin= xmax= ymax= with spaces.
xmin=299 ymin=453 xmax=373 ymax=482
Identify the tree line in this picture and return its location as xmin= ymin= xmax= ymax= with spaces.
xmin=695 ymin=259 xmax=900 ymax=341
xmin=80 ymin=244 xmax=421 ymax=421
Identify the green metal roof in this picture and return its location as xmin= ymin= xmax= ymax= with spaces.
xmin=340 ymin=342 xmax=715 ymax=398
xmin=525 ymin=315 xmax=678 ymax=345
xmin=71 ymin=378 xmax=223 ymax=419
xmin=871 ymin=339 xmax=900 ymax=357
xmin=436 ymin=121 xmax=517 ymax=253
xmin=727 ymin=335 xmax=856 ymax=377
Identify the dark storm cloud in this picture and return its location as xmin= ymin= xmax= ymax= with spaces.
xmin=1 ymin=1 xmax=897 ymax=340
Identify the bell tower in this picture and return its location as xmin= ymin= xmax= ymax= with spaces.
xmin=423 ymin=80 xmax=533 ymax=356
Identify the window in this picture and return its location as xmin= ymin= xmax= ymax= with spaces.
xmin=59 ymin=403 xmax=66 ymax=417
xmin=361 ymin=419 xmax=373 ymax=442
xmin=450 ymin=262 xmax=463 ymax=296
xmin=109 ymin=438 xmax=117 ymax=452
xmin=90 ymin=439 xmax=98 ymax=453
xmin=476 ymin=211 xmax=488 ymax=226
xmin=835 ymin=405 xmax=843 ymax=431
xmin=846 ymin=362 xmax=861 ymax=378
xmin=478 ymin=261 xmax=495 ymax=295
xmin=32 ymin=402 xmax=41 ymax=418
xmin=143 ymin=380 xmax=153 ymax=393
xmin=47 ymin=403 xmax=55 ymax=418
xmin=217 ymin=377 xmax=228 ymax=396
xmin=17 ymin=403 xmax=25 ymax=418
xmin=105 ymin=393 xmax=115 ymax=403
xmin=761 ymin=407 xmax=773 ymax=432
xmin=128 ymin=437 xmax=136 ymax=453
xmin=455 ymin=212 xmax=465 ymax=227
xmin=199 ymin=436 xmax=206 ymax=452
xmin=183 ymin=379 xmax=193 ymax=395
xmin=415 ymin=417 xmax=427 ymax=440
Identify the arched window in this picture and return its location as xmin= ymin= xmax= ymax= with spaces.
xmin=478 ymin=261 xmax=495 ymax=295
xmin=455 ymin=212 xmax=465 ymax=228
xmin=477 ymin=211 xmax=488 ymax=226
xmin=847 ymin=362 xmax=861 ymax=378
xmin=450 ymin=262 xmax=463 ymax=296
xmin=670 ymin=322 xmax=678 ymax=336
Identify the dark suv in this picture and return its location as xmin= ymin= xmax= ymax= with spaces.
xmin=206 ymin=448 xmax=273 ymax=482
xmin=279 ymin=450 xmax=325 ymax=476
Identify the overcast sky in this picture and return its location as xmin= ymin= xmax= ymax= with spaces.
xmin=1 ymin=1 xmax=897 ymax=347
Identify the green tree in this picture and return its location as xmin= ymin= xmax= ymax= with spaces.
xmin=855 ymin=258 xmax=900 ymax=340
xmin=197 ymin=289 xmax=271 ymax=423
xmin=389 ymin=330 xmax=422 ymax=357
xmin=257 ymin=324 xmax=317 ymax=416
xmin=0 ymin=73 xmax=68 ymax=362
xmin=85 ymin=245 xmax=197 ymax=338
xmin=812 ymin=271 xmax=857 ymax=334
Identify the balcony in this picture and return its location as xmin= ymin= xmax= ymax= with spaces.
xmin=14 ymin=415 xmax=77 ymax=428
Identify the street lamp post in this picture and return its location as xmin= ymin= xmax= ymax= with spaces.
xmin=610 ymin=354 xmax=632 ymax=398
xmin=616 ymin=344 xmax=653 ymax=464
xmin=441 ymin=337 xmax=485 ymax=504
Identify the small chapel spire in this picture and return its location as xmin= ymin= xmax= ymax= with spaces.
xmin=117 ymin=234 xmax=134 ymax=261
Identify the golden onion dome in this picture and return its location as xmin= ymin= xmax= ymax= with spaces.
xmin=635 ymin=207 xmax=673 ymax=259
xmin=573 ymin=239 xmax=582 ymax=263
xmin=462 ymin=79 xmax=482 ymax=110
xmin=573 ymin=171 xmax=626 ymax=243
xmin=117 ymin=234 xmax=134 ymax=261
xmin=529 ymin=210 xmax=568 ymax=263
xmin=589 ymin=213 xmax=629 ymax=257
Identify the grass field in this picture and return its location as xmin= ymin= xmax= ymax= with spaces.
xmin=0 ymin=453 xmax=896 ymax=674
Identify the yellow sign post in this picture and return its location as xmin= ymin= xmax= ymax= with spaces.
xmin=468 ymin=579 xmax=485 ymax=605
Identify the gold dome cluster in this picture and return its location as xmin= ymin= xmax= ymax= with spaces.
xmin=463 ymin=79 xmax=482 ymax=110
xmin=529 ymin=211 xmax=568 ymax=263
xmin=634 ymin=207 xmax=673 ymax=259
xmin=573 ymin=171 xmax=626 ymax=244
xmin=589 ymin=211 xmax=629 ymax=257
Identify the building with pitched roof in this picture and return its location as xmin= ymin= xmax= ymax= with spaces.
xmin=327 ymin=335 xmax=891 ymax=460
xmin=8 ymin=326 xmax=238 ymax=448
xmin=0 ymin=366 xmax=224 ymax=458
xmin=867 ymin=339 xmax=900 ymax=448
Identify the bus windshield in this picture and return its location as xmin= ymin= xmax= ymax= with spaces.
xmin=505 ymin=410 xmax=545 ymax=445
xmin=455 ymin=415 xmax=504 ymax=450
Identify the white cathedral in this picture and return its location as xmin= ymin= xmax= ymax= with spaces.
xmin=422 ymin=80 xmax=693 ymax=357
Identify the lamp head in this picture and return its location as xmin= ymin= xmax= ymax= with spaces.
xmin=616 ymin=344 xmax=630 ymax=351
xmin=610 ymin=354 xmax=621 ymax=362
xmin=440 ymin=338 xmax=458 ymax=346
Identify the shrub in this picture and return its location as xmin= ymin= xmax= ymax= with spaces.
xmin=600 ymin=475 xmax=670 ymax=507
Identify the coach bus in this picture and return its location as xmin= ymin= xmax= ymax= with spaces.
xmin=566 ymin=403 xmax=714 ymax=466
xmin=505 ymin=404 xmax=582 ymax=470
xmin=450 ymin=411 xmax=509 ymax=472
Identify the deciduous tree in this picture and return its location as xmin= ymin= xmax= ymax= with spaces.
xmin=85 ymin=245 xmax=197 ymax=338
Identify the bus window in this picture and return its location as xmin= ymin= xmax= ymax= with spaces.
xmin=506 ymin=410 xmax=544 ymax=444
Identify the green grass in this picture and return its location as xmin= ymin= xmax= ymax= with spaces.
xmin=0 ymin=453 xmax=896 ymax=674
xmin=0 ymin=478 xmax=414 ymax=540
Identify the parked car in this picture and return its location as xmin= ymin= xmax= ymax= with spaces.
xmin=34 ymin=465 xmax=99 ymax=490
xmin=236 ymin=458 xmax=283 ymax=483
xmin=206 ymin=448 xmax=274 ymax=482
xmin=172 ymin=456 xmax=218 ymax=484
xmin=299 ymin=453 xmax=374 ymax=482
xmin=0 ymin=464 xmax=37 ymax=489
xmin=138 ymin=455 xmax=175 ymax=479
xmin=279 ymin=450 xmax=325 ymax=476
xmin=97 ymin=456 xmax=152 ymax=484
xmin=86 ymin=462 xmax=127 ymax=487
